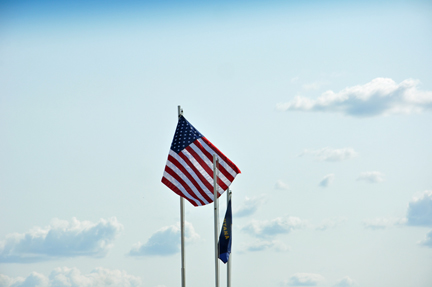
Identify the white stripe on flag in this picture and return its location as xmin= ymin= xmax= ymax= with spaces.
xmin=168 ymin=150 xmax=214 ymax=201
xmin=189 ymin=142 xmax=230 ymax=191
xmin=181 ymin=148 xmax=224 ymax=195
xmin=196 ymin=138 xmax=238 ymax=179
xmin=166 ymin=156 xmax=211 ymax=204
xmin=162 ymin=171 xmax=202 ymax=206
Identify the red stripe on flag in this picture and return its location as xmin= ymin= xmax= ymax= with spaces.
xmin=201 ymin=137 xmax=241 ymax=174
xmin=164 ymin=165 xmax=205 ymax=206
xmin=194 ymin=139 xmax=235 ymax=184
xmin=168 ymin=154 xmax=213 ymax=204
xmin=161 ymin=177 xmax=199 ymax=207
xmin=178 ymin=151 xmax=215 ymax=198
xmin=184 ymin=145 xmax=216 ymax=187
xmin=184 ymin=145 xmax=224 ymax=196
xmin=196 ymin=142 xmax=234 ymax=184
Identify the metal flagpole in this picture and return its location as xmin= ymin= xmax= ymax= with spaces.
xmin=227 ymin=188 xmax=232 ymax=287
xmin=178 ymin=105 xmax=186 ymax=287
xmin=213 ymin=154 xmax=220 ymax=287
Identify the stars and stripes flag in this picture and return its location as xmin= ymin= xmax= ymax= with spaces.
xmin=162 ymin=115 xmax=241 ymax=206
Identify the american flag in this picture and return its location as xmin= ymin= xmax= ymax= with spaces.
xmin=162 ymin=115 xmax=241 ymax=206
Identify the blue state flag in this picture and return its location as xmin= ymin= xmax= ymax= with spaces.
xmin=218 ymin=198 xmax=232 ymax=263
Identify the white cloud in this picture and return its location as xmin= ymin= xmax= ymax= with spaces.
xmin=275 ymin=180 xmax=290 ymax=190
xmin=240 ymin=239 xmax=289 ymax=253
xmin=363 ymin=217 xmax=406 ymax=230
xmin=357 ymin=171 xmax=385 ymax=183
xmin=128 ymin=221 xmax=199 ymax=257
xmin=334 ymin=276 xmax=356 ymax=287
xmin=319 ymin=174 xmax=334 ymax=188
xmin=0 ymin=272 xmax=48 ymax=287
xmin=282 ymin=273 xmax=325 ymax=286
xmin=0 ymin=274 xmax=20 ymax=287
xmin=0 ymin=267 xmax=142 ymax=287
xmin=406 ymin=191 xmax=432 ymax=227
xmin=291 ymin=77 xmax=300 ymax=83
xmin=300 ymin=148 xmax=358 ymax=162
xmin=418 ymin=230 xmax=432 ymax=248
xmin=276 ymin=78 xmax=432 ymax=117
xmin=234 ymin=195 xmax=267 ymax=217
xmin=315 ymin=217 xmax=347 ymax=231
xmin=242 ymin=216 xmax=307 ymax=238
xmin=0 ymin=217 xmax=123 ymax=263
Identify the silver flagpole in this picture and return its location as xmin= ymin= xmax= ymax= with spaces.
xmin=213 ymin=154 xmax=220 ymax=287
xmin=227 ymin=188 xmax=231 ymax=287
xmin=178 ymin=106 xmax=186 ymax=287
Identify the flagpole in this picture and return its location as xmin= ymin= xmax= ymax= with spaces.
xmin=178 ymin=105 xmax=186 ymax=287
xmin=227 ymin=189 xmax=232 ymax=287
xmin=213 ymin=154 xmax=220 ymax=287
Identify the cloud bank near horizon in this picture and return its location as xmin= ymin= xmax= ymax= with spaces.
xmin=0 ymin=267 xmax=141 ymax=287
xmin=334 ymin=276 xmax=356 ymax=287
xmin=0 ymin=217 xmax=123 ymax=263
xmin=277 ymin=78 xmax=432 ymax=117
xmin=128 ymin=221 xmax=199 ymax=257
xmin=282 ymin=273 xmax=325 ymax=286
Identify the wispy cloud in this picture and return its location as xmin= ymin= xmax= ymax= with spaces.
xmin=0 ymin=267 xmax=142 ymax=287
xmin=357 ymin=171 xmax=385 ymax=183
xmin=291 ymin=77 xmax=300 ymax=83
xmin=0 ymin=217 xmax=123 ymax=263
xmin=240 ymin=239 xmax=289 ymax=253
xmin=319 ymin=174 xmax=335 ymax=188
xmin=406 ymin=191 xmax=432 ymax=227
xmin=364 ymin=191 xmax=432 ymax=231
xmin=315 ymin=217 xmax=347 ymax=231
xmin=334 ymin=276 xmax=356 ymax=287
xmin=362 ymin=217 xmax=406 ymax=230
xmin=234 ymin=195 xmax=267 ymax=218
xmin=300 ymin=148 xmax=358 ymax=162
xmin=418 ymin=230 xmax=432 ymax=248
xmin=282 ymin=273 xmax=325 ymax=286
xmin=241 ymin=216 xmax=307 ymax=238
xmin=276 ymin=78 xmax=432 ymax=117
xmin=128 ymin=222 xmax=199 ymax=257
xmin=275 ymin=180 xmax=290 ymax=190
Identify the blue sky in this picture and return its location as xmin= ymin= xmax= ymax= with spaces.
xmin=1 ymin=1 xmax=432 ymax=287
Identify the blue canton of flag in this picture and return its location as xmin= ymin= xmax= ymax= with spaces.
xmin=218 ymin=198 xmax=232 ymax=263
xmin=162 ymin=115 xmax=241 ymax=206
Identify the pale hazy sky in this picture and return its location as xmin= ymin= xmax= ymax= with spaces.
xmin=1 ymin=1 xmax=432 ymax=287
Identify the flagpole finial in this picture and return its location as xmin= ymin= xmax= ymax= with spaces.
xmin=178 ymin=105 xmax=184 ymax=118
